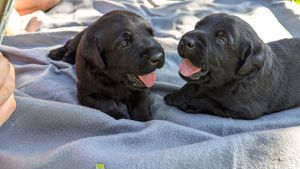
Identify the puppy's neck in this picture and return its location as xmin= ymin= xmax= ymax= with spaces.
xmin=99 ymin=71 xmax=126 ymax=84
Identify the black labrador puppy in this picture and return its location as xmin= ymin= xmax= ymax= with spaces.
xmin=49 ymin=10 xmax=165 ymax=121
xmin=164 ymin=13 xmax=300 ymax=119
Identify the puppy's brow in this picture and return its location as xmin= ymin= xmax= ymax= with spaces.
xmin=111 ymin=30 xmax=132 ymax=45
xmin=122 ymin=31 xmax=131 ymax=37
xmin=215 ymin=29 xmax=226 ymax=36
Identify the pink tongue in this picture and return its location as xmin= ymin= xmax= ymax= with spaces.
xmin=138 ymin=71 xmax=157 ymax=88
xmin=179 ymin=58 xmax=201 ymax=77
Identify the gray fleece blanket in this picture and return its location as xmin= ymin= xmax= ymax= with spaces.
xmin=1 ymin=0 xmax=300 ymax=169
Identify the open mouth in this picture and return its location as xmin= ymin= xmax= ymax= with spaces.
xmin=126 ymin=71 xmax=157 ymax=89
xmin=179 ymin=58 xmax=208 ymax=81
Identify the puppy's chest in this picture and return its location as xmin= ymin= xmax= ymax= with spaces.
xmin=96 ymin=83 xmax=131 ymax=100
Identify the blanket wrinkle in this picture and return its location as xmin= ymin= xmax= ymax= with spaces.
xmin=1 ymin=0 xmax=300 ymax=169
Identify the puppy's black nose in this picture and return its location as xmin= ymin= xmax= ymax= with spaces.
xmin=149 ymin=51 xmax=164 ymax=65
xmin=182 ymin=37 xmax=196 ymax=49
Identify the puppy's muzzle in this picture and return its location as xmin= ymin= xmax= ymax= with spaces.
xmin=179 ymin=31 xmax=206 ymax=58
xmin=142 ymin=49 xmax=165 ymax=68
xmin=182 ymin=36 xmax=196 ymax=50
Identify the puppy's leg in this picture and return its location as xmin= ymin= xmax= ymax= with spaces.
xmin=164 ymin=83 xmax=199 ymax=106
xmin=179 ymin=98 xmax=259 ymax=119
xmin=49 ymin=30 xmax=85 ymax=64
xmin=178 ymin=98 xmax=226 ymax=115
xmin=79 ymin=94 xmax=130 ymax=120
xmin=48 ymin=43 xmax=67 ymax=61
xmin=127 ymin=90 xmax=152 ymax=122
xmin=61 ymin=39 xmax=77 ymax=64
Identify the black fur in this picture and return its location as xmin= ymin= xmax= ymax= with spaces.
xmin=49 ymin=10 xmax=165 ymax=121
xmin=164 ymin=13 xmax=300 ymax=119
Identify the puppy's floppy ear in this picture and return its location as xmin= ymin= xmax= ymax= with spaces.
xmin=237 ymin=41 xmax=264 ymax=76
xmin=78 ymin=31 xmax=105 ymax=71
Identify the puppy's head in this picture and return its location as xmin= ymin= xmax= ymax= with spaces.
xmin=80 ymin=10 xmax=165 ymax=89
xmin=177 ymin=13 xmax=264 ymax=87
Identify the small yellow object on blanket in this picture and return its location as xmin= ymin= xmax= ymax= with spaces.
xmin=0 ymin=52 xmax=16 ymax=126
xmin=96 ymin=163 xmax=105 ymax=169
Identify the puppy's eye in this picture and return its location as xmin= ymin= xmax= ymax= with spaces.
xmin=216 ymin=37 xmax=227 ymax=47
xmin=216 ymin=30 xmax=228 ymax=47
xmin=120 ymin=40 xmax=129 ymax=48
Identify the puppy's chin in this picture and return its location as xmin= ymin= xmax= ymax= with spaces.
xmin=125 ymin=74 xmax=148 ymax=90
xmin=179 ymin=70 xmax=209 ymax=83
xmin=178 ymin=58 xmax=209 ymax=83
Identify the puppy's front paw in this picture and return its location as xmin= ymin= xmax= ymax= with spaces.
xmin=178 ymin=102 xmax=197 ymax=114
xmin=164 ymin=93 xmax=186 ymax=106
xmin=49 ymin=48 xmax=65 ymax=60
xmin=131 ymin=108 xmax=153 ymax=122
xmin=110 ymin=111 xmax=130 ymax=120
xmin=132 ymin=114 xmax=153 ymax=122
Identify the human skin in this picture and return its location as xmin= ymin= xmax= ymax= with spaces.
xmin=14 ymin=0 xmax=61 ymax=15
xmin=0 ymin=52 xmax=16 ymax=126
